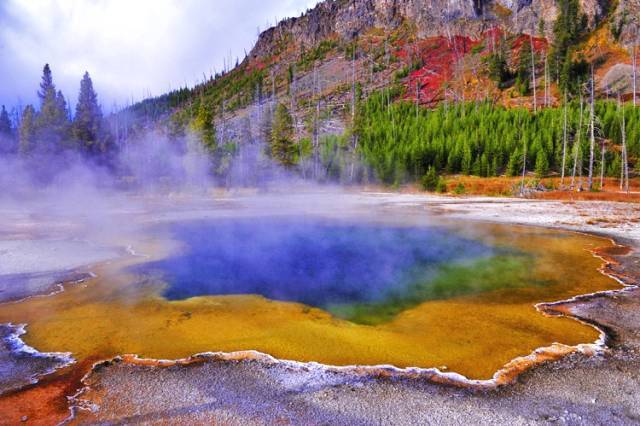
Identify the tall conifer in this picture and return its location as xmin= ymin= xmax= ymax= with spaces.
xmin=74 ymin=71 xmax=104 ymax=153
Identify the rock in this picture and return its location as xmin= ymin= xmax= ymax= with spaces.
xmin=601 ymin=64 xmax=639 ymax=97
xmin=249 ymin=0 xmax=610 ymax=60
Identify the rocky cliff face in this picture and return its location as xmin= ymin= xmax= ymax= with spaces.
xmin=250 ymin=0 xmax=609 ymax=59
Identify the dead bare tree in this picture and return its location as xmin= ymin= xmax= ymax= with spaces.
xmin=600 ymin=135 xmax=606 ymax=189
xmin=633 ymin=33 xmax=638 ymax=106
xmin=587 ymin=65 xmax=596 ymax=190
xmin=415 ymin=81 xmax=420 ymax=119
xmin=312 ymin=62 xmax=320 ymax=179
xmin=220 ymin=98 xmax=227 ymax=146
xmin=561 ymin=90 xmax=568 ymax=188
xmin=530 ymin=25 xmax=538 ymax=113
xmin=544 ymin=52 xmax=550 ymax=107
xmin=351 ymin=42 xmax=356 ymax=122
xmin=519 ymin=111 xmax=528 ymax=195
xmin=350 ymin=39 xmax=359 ymax=183
xmin=271 ymin=71 xmax=277 ymax=103
xmin=384 ymin=38 xmax=390 ymax=68
xmin=445 ymin=2 xmax=453 ymax=45
xmin=290 ymin=65 xmax=297 ymax=133
xmin=520 ymin=138 xmax=528 ymax=196
xmin=571 ymin=93 xmax=585 ymax=190
xmin=619 ymin=94 xmax=630 ymax=193
xmin=387 ymin=88 xmax=397 ymax=142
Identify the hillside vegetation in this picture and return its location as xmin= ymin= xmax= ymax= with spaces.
xmin=3 ymin=0 xmax=639 ymax=195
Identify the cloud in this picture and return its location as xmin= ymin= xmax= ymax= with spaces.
xmin=0 ymin=0 xmax=320 ymax=111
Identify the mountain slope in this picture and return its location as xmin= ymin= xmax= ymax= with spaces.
xmin=114 ymin=0 xmax=639 ymax=189
xmin=133 ymin=0 xmax=637 ymax=125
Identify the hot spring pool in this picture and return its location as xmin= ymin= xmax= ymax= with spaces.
xmin=133 ymin=218 xmax=510 ymax=324
xmin=0 ymin=213 xmax=622 ymax=379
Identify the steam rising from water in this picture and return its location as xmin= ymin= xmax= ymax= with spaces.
xmin=132 ymin=218 xmax=492 ymax=308
xmin=0 ymin=131 xmax=215 ymax=200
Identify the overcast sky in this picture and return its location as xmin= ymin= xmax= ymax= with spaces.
xmin=0 ymin=0 xmax=320 ymax=112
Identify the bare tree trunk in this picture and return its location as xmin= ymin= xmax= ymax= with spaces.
xmin=617 ymin=94 xmax=623 ymax=190
xmin=600 ymin=138 xmax=606 ymax=189
xmin=520 ymin=144 xmax=528 ymax=196
xmin=621 ymin=139 xmax=626 ymax=191
xmin=351 ymin=42 xmax=357 ymax=183
xmin=351 ymin=55 xmax=356 ymax=122
xmin=290 ymin=65 xmax=299 ymax=163
xmin=624 ymin=136 xmax=630 ymax=194
xmin=310 ymin=63 xmax=317 ymax=179
xmin=271 ymin=71 xmax=276 ymax=103
xmin=561 ymin=90 xmax=568 ymax=188
xmin=571 ymin=94 xmax=584 ymax=189
xmin=313 ymin=63 xmax=320 ymax=180
xmin=521 ymin=112 xmax=528 ymax=195
xmin=388 ymin=89 xmax=396 ymax=140
xmin=384 ymin=39 xmax=390 ymax=67
xmin=588 ymin=65 xmax=596 ymax=190
xmin=530 ymin=29 xmax=537 ymax=113
xmin=416 ymin=81 xmax=420 ymax=119
xmin=544 ymin=53 xmax=549 ymax=107
xmin=445 ymin=2 xmax=453 ymax=45
xmin=633 ymin=40 xmax=637 ymax=107
xmin=221 ymin=99 xmax=226 ymax=146
xmin=620 ymin=96 xmax=630 ymax=193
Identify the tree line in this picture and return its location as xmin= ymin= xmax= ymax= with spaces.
xmin=0 ymin=64 xmax=112 ymax=161
xmin=356 ymin=90 xmax=638 ymax=188
xmin=179 ymin=86 xmax=638 ymax=190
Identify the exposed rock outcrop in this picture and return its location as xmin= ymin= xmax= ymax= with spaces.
xmin=250 ymin=0 xmax=610 ymax=60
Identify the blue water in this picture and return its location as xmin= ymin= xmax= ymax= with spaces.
xmin=132 ymin=217 xmax=492 ymax=308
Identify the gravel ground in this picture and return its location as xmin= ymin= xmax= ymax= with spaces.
xmin=69 ymin=348 xmax=640 ymax=425
xmin=66 ymin=195 xmax=640 ymax=425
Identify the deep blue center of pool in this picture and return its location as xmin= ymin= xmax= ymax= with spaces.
xmin=133 ymin=217 xmax=491 ymax=307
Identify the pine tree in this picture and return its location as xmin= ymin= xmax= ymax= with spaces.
xmin=56 ymin=91 xmax=71 ymax=145
xmin=535 ymin=149 xmax=549 ymax=177
xmin=461 ymin=143 xmax=473 ymax=175
xmin=38 ymin=64 xmax=55 ymax=106
xmin=73 ymin=72 xmax=104 ymax=154
xmin=0 ymin=105 xmax=12 ymax=137
xmin=355 ymin=89 xmax=639 ymax=185
xmin=507 ymin=149 xmax=521 ymax=177
xmin=19 ymin=105 xmax=36 ymax=155
xmin=271 ymin=103 xmax=296 ymax=168
xmin=552 ymin=0 xmax=583 ymax=85
xmin=35 ymin=64 xmax=70 ymax=149
xmin=0 ymin=105 xmax=13 ymax=153
xmin=420 ymin=166 xmax=438 ymax=191
xmin=516 ymin=43 xmax=532 ymax=96
xmin=486 ymin=50 xmax=510 ymax=87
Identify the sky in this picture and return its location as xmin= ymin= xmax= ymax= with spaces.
xmin=0 ymin=0 xmax=320 ymax=113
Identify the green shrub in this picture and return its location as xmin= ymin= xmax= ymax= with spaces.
xmin=420 ymin=167 xmax=439 ymax=191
